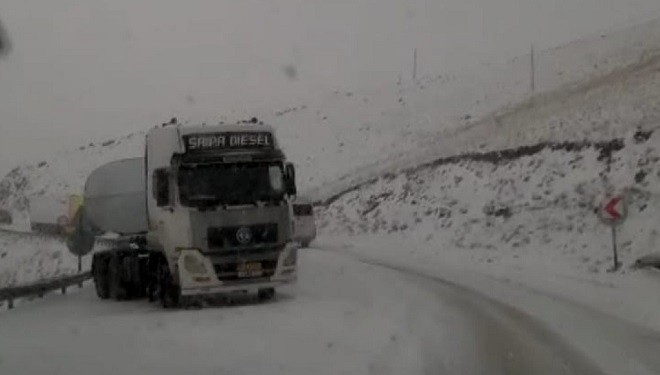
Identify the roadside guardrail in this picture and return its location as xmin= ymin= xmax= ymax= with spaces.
xmin=0 ymin=272 xmax=92 ymax=309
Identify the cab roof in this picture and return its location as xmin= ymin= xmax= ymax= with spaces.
xmin=177 ymin=123 xmax=276 ymax=135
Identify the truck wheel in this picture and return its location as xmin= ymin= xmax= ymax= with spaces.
xmin=257 ymin=288 xmax=276 ymax=302
xmin=108 ymin=253 xmax=128 ymax=300
xmin=157 ymin=261 xmax=180 ymax=308
xmin=122 ymin=255 xmax=146 ymax=299
xmin=93 ymin=255 xmax=110 ymax=300
xmin=146 ymin=254 xmax=159 ymax=302
xmin=180 ymin=296 xmax=203 ymax=310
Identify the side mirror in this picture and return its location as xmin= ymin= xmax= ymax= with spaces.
xmin=284 ymin=163 xmax=297 ymax=196
xmin=153 ymin=168 xmax=171 ymax=207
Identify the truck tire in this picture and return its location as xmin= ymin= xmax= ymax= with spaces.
xmin=122 ymin=255 xmax=146 ymax=299
xmin=92 ymin=254 xmax=110 ymax=300
xmin=157 ymin=260 xmax=180 ymax=308
xmin=257 ymin=288 xmax=276 ymax=302
xmin=146 ymin=255 xmax=159 ymax=303
xmin=108 ymin=253 xmax=128 ymax=300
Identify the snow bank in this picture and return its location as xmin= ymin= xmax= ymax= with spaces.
xmin=0 ymin=231 xmax=89 ymax=288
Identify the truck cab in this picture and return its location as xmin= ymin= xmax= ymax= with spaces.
xmin=86 ymin=123 xmax=299 ymax=307
xmin=146 ymin=124 xmax=298 ymax=302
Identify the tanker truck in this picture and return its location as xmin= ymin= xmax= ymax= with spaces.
xmin=78 ymin=123 xmax=299 ymax=307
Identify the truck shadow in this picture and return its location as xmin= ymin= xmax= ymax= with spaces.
xmin=186 ymin=291 xmax=295 ymax=310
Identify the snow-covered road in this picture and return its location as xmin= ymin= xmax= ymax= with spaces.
xmin=0 ymin=248 xmax=652 ymax=375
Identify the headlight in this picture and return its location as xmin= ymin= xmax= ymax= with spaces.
xmin=283 ymin=248 xmax=297 ymax=266
xmin=182 ymin=252 xmax=208 ymax=275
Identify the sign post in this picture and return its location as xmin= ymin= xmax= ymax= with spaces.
xmin=77 ymin=254 xmax=83 ymax=288
xmin=599 ymin=196 xmax=627 ymax=271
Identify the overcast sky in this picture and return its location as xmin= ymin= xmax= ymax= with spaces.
xmin=1 ymin=0 xmax=660 ymax=177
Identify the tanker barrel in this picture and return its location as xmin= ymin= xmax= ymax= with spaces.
xmin=83 ymin=157 xmax=148 ymax=235
xmin=67 ymin=157 xmax=148 ymax=256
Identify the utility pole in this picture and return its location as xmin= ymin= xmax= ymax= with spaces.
xmin=530 ymin=44 xmax=536 ymax=93
xmin=413 ymin=48 xmax=417 ymax=81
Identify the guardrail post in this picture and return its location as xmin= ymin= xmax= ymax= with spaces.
xmin=78 ymin=255 xmax=83 ymax=288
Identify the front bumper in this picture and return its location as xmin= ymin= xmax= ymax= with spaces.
xmin=177 ymin=243 xmax=298 ymax=296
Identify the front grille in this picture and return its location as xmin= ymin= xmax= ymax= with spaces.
xmin=208 ymin=224 xmax=278 ymax=249
xmin=214 ymin=260 xmax=277 ymax=281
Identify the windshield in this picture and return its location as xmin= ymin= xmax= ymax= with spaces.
xmin=178 ymin=162 xmax=284 ymax=206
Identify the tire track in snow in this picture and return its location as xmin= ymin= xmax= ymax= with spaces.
xmin=315 ymin=245 xmax=605 ymax=375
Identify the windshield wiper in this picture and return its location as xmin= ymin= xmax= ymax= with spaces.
xmin=186 ymin=195 xmax=221 ymax=209
xmin=221 ymin=195 xmax=282 ymax=208
xmin=188 ymin=194 xmax=217 ymax=201
xmin=185 ymin=192 xmax=283 ymax=208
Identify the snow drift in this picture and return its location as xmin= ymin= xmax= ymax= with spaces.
xmin=0 ymin=230 xmax=90 ymax=288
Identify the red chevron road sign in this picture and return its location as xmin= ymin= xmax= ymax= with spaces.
xmin=600 ymin=196 xmax=627 ymax=225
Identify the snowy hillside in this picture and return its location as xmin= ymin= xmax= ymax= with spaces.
xmin=0 ymin=132 xmax=144 ymax=230
xmin=280 ymin=18 xmax=660 ymax=201
xmin=319 ymin=127 xmax=660 ymax=272
xmin=311 ymin=23 xmax=660 ymax=277
xmin=2 ymin=17 xmax=660 ymax=225
xmin=311 ymin=53 xmax=660 ymax=203
xmin=314 ymin=125 xmax=660 ymax=335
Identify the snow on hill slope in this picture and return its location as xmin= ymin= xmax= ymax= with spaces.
xmin=319 ymin=128 xmax=659 ymax=272
xmin=312 ymin=53 xmax=660 ymax=203
xmin=2 ymin=17 xmax=660 ymax=225
xmin=312 ymin=23 xmax=660 ymax=271
xmin=0 ymin=132 xmax=144 ymax=231
xmin=307 ymin=20 xmax=660 ymax=328
xmin=299 ymin=17 xmax=660 ymax=200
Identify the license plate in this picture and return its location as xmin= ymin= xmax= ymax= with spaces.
xmin=237 ymin=262 xmax=263 ymax=278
